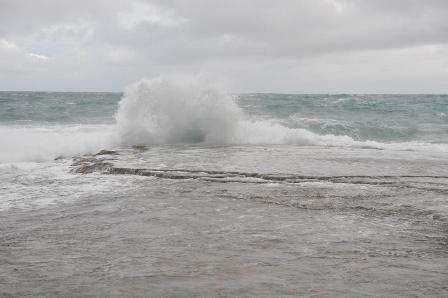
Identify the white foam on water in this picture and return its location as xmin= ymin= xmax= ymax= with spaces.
xmin=0 ymin=159 xmax=150 ymax=211
xmin=0 ymin=124 xmax=117 ymax=163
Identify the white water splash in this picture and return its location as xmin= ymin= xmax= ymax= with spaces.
xmin=115 ymin=76 xmax=448 ymax=154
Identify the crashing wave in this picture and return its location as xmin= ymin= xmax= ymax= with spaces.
xmin=116 ymin=77 xmax=241 ymax=145
xmin=114 ymin=76 xmax=448 ymax=153
xmin=1 ymin=76 xmax=447 ymax=164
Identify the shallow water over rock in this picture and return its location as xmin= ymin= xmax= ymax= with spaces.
xmin=2 ymin=144 xmax=448 ymax=296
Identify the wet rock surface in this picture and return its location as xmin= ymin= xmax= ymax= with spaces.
xmin=95 ymin=149 xmax=119 ymax=156
xmin=2 ymin=146 xmax=448 ymax=296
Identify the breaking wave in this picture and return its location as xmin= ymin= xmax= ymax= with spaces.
xmin=115 ymin=76 xmax=448 ymax=153
xmin=2 ymin=76 xmax=447 ymax=164
xmin=116 ymin=77 xmax=241 ymax=144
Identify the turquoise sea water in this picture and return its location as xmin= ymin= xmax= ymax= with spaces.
xmin=239 ymin=94 xmax=448 ymax=143
xmin=1 ymin=92 xmax=447 ymax=143
xmin=0 ymin=92 xmax=121 ymax=125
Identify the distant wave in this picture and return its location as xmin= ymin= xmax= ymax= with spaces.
xmin=286 ymin=114 xmax=419 ymax=142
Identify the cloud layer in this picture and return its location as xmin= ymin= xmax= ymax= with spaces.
xmin=1 ymin=0 xmax=447 ymax=92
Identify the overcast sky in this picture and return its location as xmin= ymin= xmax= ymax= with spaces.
xmin=0 ymin=0 xmax=447 ymax=93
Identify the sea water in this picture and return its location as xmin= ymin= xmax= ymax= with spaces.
xmin=1 ymin=78 xmax=448 ymax=295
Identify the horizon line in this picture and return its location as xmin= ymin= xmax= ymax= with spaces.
xmin=0 ymin=90 xmax=447 ymax=95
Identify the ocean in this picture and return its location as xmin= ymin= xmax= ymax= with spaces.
xmin=1 ymin=78 xmax=448 ymax=296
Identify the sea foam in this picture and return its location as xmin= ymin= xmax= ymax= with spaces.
xmin=0 ymin=124 xmax=116 ymax=162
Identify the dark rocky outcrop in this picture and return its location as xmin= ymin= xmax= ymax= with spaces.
xmin=95 ymin=149 xmax=118 ymax=156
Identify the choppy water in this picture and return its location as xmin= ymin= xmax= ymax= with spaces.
xmin=1 ymin=89 xmax=448 ymax=160
xmin=1 ymin=79 xmax=448 ymax=296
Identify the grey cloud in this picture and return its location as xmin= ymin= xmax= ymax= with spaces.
xmin=0 ymin=0 xmax=447 ymax=92
xmin=152 ymin=0 xmax=448 ymax=57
